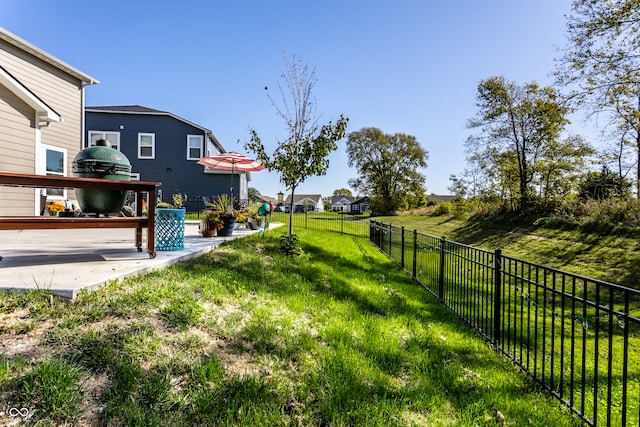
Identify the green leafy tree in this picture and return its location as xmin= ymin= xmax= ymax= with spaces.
xmin=333 ymin=188 xmax=353 ymax=197
xmin=245 ymin=55 xmax=348 ymax=241
xmin=535 ymin=135 xmax=595 ymax=206
xmin=346 ymin=127 xmax=428 ymax=215
xmin=248 ymin=187 xmax=261 ymax=198
xmin=448 ymin=174 xmax=467 ymax=199
xmin=467 ymin=76 xmax=573 ymax=210
xmin=579 ymin=165 xmax=632 ymax=200
xmin=556 ymin=0 xmax=640 ymax=194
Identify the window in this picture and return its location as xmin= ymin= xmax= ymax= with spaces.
xmin=88 ymin=131 xmax=120 ymax=150
xmin=138 ymin=133 xmax=155 ymax=159
xmin=43 ymin=145 xmax=66 ymax=197
xmin=187 ymin=135 xmax=203 ymax=160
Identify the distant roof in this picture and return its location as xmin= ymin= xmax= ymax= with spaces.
xmin=86 ymin=105 xmax=224 ymax=152
xmin=253 ymin=195 xmax=277 ymax=204
xmin=331 ymin=196 xmax=354 ymax=204
xmin=427 ymin=194 xmax=458 ymax=203
xmin=352 ymin=196 xmax=370 ymax=204
xmin=0 ymin=26 xmax=98 ymax=85
xmin=284 ymin=194 xmax=323 ymax=204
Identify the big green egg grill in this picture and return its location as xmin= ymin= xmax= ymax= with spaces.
xmin=72 ymin=140 xmax=132 ymax=216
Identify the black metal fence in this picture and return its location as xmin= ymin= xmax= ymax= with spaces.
xmin=269 ymin=210 xmax=371 ymax=238
xmin=370 ymin=220 xmax=640 ymax=427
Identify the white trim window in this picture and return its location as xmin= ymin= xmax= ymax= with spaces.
xmin=138 ymin=133 xmax=155 ymax=159
xmin=88 ymin=131 xmax=120 ymax=150
xmin=42 ymin=144 xmax=67 ymax=197
xmin=187 ymin=134 xmax=203 ymax=160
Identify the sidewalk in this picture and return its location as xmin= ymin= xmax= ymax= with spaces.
xmin=0 ymin=221 xmax=277 ymax=299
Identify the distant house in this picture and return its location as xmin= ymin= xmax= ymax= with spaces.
xmin=283 ymin=194 xmax=324 ymax=213
xmin=85 ymin=105 xmax=251 ymax=206
xmin=350 ymin=197 xmax=371 ymax=214
xmin=0 ymin=26 xmax=99 ymax=216
xmin=331 ymin=196 xmax=354 ymax=212
xmin=249 ymin=194 xmax=276 ymax=206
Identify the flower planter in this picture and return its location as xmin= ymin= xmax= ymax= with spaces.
xmin=217 ymin=217 xmax=235 ymax=236
xmin=200 ymin=219 xmax=218 ymax=237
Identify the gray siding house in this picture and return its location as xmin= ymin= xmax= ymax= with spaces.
xmin=0 ymin=26 xmax=98 ymax=216
xmin=85 ymin=105 xmax=249 ymax=208
xmin=331 ymin=196 xmax=354 ymax=212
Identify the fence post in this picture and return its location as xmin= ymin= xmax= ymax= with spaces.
xmin=401 ymin=226 xmax=405 ymax=268
xmin=438 ymin=236 xmax=446 ymax=300
xmin=388 ymin=223 xmax=392 ymax=256
xmin=412 ymin=229 xmax=417 ymax=279
xmin=493 ymin=248 xmax=502 ymax=345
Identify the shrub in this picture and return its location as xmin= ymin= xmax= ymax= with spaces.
xmin=433 ymin=202 xmax=451 ymax=216
xmin=280 ymin=234 xmax=303 ymax=257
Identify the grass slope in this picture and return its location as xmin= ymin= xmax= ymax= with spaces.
xmin=376 ymin=214 xmax=640 ymax=289
xmin=0 ymin=228 xmax=579 ymax=426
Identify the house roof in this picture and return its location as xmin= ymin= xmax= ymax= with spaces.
xmin=85 ymin=105 xmax=225 ymax=153
xmin=250 ymin=195 xmax=277 ymax=204
xmin=0 ymin=26 xmax=99 ymax=85
xmin=86 ymin=105 xmax=168 ymax=114
xmin=0 ymin=65 xmax=61 ymax=122
xmin=427 ymin=194 xmax=458 ymax=203
xmin=284 ymin=194 xmax=322 ymax=204
xmin=352 ymin=196 xmax=370 ymax=205
xmin=331 ymin=196 xmax=354 ymax=204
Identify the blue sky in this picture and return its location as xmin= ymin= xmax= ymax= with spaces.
xmin=2 ymin=1 xmax=578 ymax=198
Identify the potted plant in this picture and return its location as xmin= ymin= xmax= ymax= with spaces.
xmin=46 ymin=203 xmax=65 ymax=217
xmin=242 ymin=202 xmax=261 ymax=230
xmin=207 ymin=194 xmax=235 ymax=236
xmin=234 ymin=210 xmax=248 ymax=229
xmin=172 ymin=193 xmax=187 ymax=209
xmin=200 ymin=209 xmax=223 ymax=237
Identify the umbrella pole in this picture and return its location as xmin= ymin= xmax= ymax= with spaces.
xmin=230 ymin=162 xmax=235 ymax=211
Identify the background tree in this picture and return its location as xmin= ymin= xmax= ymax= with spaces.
xmin=556 ymin=0 xmax=640 ymax=195
xmin=332 ymin=188 xmax=353 ymax=197
xmin=579 ymin=165 xmax=632 ymax=200
xmin=535 ymin=135 xmax=595 ymax=207
xmin=346 ymin=127 xmax=428 ymax=215
xmin=247 ymin=187 xmax=261 ymax=198
xmin=466 ymin=76 xmax=574 ymax=210
xmin=245 ymin=55 xmax=348 ymax=241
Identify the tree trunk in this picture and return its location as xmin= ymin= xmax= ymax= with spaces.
xmin=288 ymin=187 xmax=296 ymax=243
xmin=636 ymin=95 xmax=640 ymax=198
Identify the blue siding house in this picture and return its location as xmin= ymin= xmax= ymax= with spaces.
xmin=85 ymin=105 xmax=250 ymax=209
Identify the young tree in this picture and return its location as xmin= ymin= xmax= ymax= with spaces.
xmin=467 ymin=76 xmax=572 ymax=210
xmin=245 ymin=55 xmax=348 ymax=241
xmin=556 ymin=0 xmax=640 ymax=195
xmin=346 ymin=127 xmax=428 ymax=215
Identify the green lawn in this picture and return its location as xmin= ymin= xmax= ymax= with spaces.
xmin=375 ymin=213 xmax=640 ymax=289
xmin=0 ymin=227 xmax=580 ymax=426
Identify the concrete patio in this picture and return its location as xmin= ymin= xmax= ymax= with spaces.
xmin=0 ymin=220 xmax=278 ymax=299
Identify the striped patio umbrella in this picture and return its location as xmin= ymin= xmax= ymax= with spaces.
xmin=197 ymin=152 xmax=265 ymax=202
